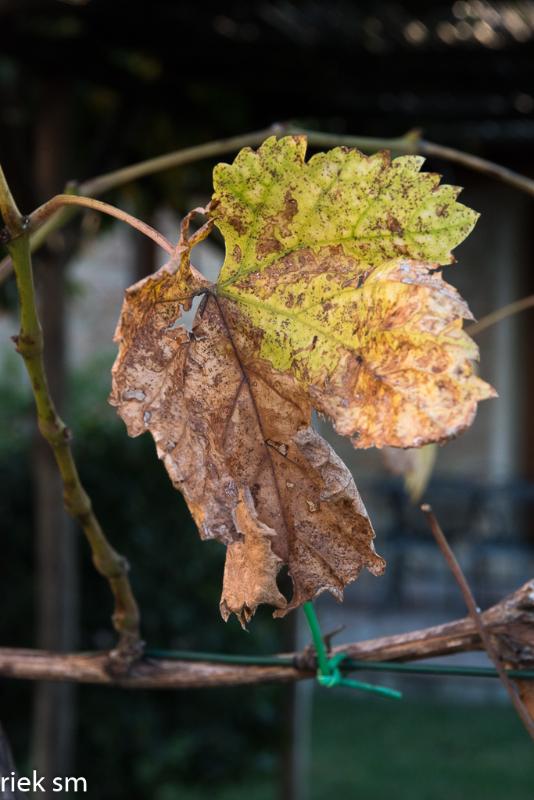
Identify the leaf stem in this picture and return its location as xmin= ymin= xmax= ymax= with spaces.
xmin=0 ymin=166 xmax=142 ymax=672
xmin=29 ymin=194 xmax=174 ymax=253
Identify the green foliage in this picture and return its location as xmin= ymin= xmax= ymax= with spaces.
xmin=309 ymin=693 xmax=534 ymax=800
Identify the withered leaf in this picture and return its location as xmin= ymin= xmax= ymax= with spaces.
xmin=111 ymin=136 xmax=494 ymax=623
xmin=221 ymin=488 xmax=287 ymax=627
xmin=382 ymin=444 xmax=438 ymax=503
xmin=111 ymin=209 xmax=383 ymax=623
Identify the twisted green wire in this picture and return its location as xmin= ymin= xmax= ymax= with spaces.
xmin=302 ymin=602 xmax=402 ymax=699
xmin=144 ymin=648 xmax=534 ymax=681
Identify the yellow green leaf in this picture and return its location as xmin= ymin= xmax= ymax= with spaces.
xmin=211 ymin=136 xmax=495 ymax=448
xmin=213 ymin=135 xmax=478 ymax=286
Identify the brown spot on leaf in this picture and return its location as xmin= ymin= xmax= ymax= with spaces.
xmin=229 ymin=215 xmax=246 ymax=235
xmin=386 ymin=213 xmax=403 ymax=235
xmin=256 ymin=236 xmax=282 ymax=259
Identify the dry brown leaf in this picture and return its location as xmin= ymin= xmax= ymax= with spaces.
xmin=221 ymin=488 xmax=287 ymax=627
xmin=110 ymin=216 xmax=384 ymax=622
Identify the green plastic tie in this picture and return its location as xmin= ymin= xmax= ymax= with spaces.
xmin=302 ymin=602 xmax=402 ymax=700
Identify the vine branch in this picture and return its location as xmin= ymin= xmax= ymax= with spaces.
xmin=0 ymin=577 xmax=533 ymax=689
xmin=467 ymin=294 xmax=534 ymax=337
xmin=0 ymin=165 xmax=142 ymax=673
xmin=2 ymin=121 xmax=534 ymax=284
xmin=421 ymin=504 xmax=534 ymax=742
xmin=419 ymin=139 xmax=534 ymax=197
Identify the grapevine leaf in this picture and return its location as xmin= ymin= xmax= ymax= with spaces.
xmin=110 ymin=212 xmax=384 ymax=622
xmin=211 ymin=136 xmax=495 ymax=448
xmin=111 ymin=135 xmax=495 ymax=622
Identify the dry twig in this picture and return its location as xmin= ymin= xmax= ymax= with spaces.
xmin=421 ymin=504 xmax=534 ymax=742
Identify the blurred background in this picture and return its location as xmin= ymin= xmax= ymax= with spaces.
xmin=1 ymin=1 xmax=534 ymax=798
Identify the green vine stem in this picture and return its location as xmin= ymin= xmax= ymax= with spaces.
xmin=0 ymin=165 xmax=142 ymax=673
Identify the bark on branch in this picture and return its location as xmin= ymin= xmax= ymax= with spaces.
xmin=0 ymin=580 xmax=533 ymax=690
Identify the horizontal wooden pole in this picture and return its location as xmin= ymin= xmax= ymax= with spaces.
xmin=0 ymin=649 xmax=304 ymax=689
xmin=1 ymin=581 xmax=532 ymax=690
